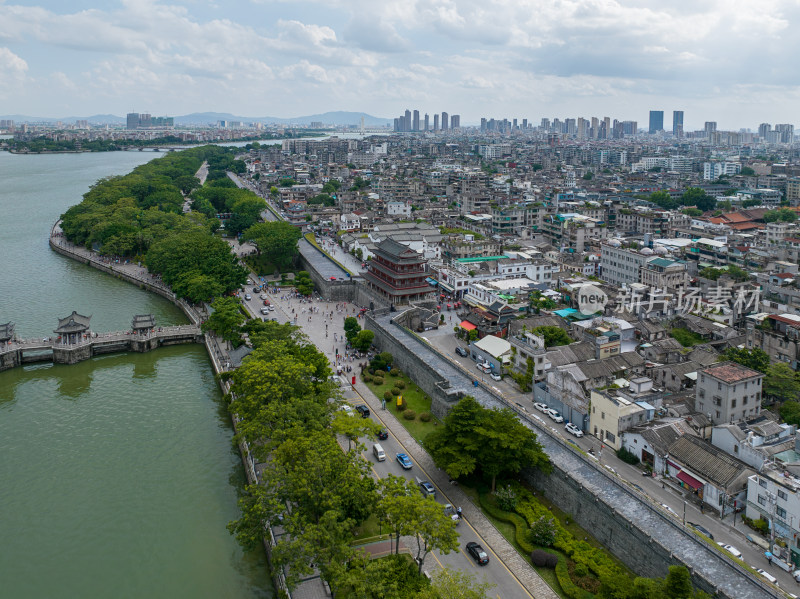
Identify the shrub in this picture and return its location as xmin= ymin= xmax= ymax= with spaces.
xmin=391 ymin=387 xmax=401 ymax=396
xmin=419 ymin=411 xmax=432 ymax=422
xmin=363 ymin=374 xmax=373 ymax=383
xmin=555 ymin=560 xmax=594 ymax=599
xmin=573 ymin=563 xmax=589 ymax=578
xmin=373 ymin=375 xmax=384 ymax=385
xmin=389 ymin=368 xmax=400 ymax=376
xmin=743 ymin=515 xmax=770 ymax=535
xmin=495 ymin=484 xmax=519 ymax=512
xmin=396 ymin=402 xmax=406 ymax=412
xmin=403 ymin=410 xmax=416 ymax=420
xmin=383 ymin=391 xmax=393 ymax=401
xmin=616 ymin=446 xmax=639 ymax=465
xmin=396 ymin=380 xmax=406 ymax=390
xmin=529 ymin=516 xmax=557 ymax=547
xmin=531 ymin=550 xmax=558 ymax=568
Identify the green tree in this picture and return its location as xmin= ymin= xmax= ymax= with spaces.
xmin=780 ymin=401 xmax=800 ymax=427
xmin=331 ymin=409 xmax=382 ymax=451
xmin=528 ymin=516 xmax=556 ymax=547
xmin=764 ymin=208 xmax=797 ymax=223
xmin=426 ymin=397 xmax=550 ymax=492
xmin=244 ymin=221 xmax=302 ymax=271
xmin=583 ymin=171 xmax=594 ymax=180
xmin=295 ymin=270 xmax=314 ymax=296
xmin=740 ymin=166 xmax=755 ymax=176
xmin=344 ymin=316 xmax=362 ymax=342
xmin=681 ymin=187 xmax=715 ymax=212
xmin=201 ymin=296 xmax=246 ymax=346
xmin=722 ymin=347 xmax=769 ymax=373
xmin=649 ymin=191 xmax=678 ymax=210
xmin=764 ymin=363 xmax=800 ymax=402
xmin=682 ymin=207 xmax=703 ymax=217
xmin=352 ymin=329 xmax=375 ymax=352
xmin=532 ymin=326 xmax=572 ymax=347
xmin=415 ymin=567 xmax=495 ymax=599
xmin=662 ymin=565 xmax=693 ymax=599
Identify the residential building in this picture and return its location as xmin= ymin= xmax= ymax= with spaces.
xmin=640 ymin=257 xmax=689 ymax=291
xmin=672 ymin=111 xmax=684 ymax=137
xmin=746 ymin=465 xmax=800 ymax=567
xmin=589 ymin=380 xmax=658 ymax=449
xmin=695 ymin=361 xmax=764 ymax=425
xmin=649 ymin=111 xmax=664 ymax=134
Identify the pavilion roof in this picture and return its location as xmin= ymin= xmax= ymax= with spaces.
xmin=0 ymin=321 xmax=14 ymax=341
xmin=54 ymin=311 xmax=91 ymax=334
xmin=132 ymin=314 xmax=156 ymax=330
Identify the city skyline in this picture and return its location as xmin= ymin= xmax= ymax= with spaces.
xmin=1 ymin=1 xmax=800 ymax=129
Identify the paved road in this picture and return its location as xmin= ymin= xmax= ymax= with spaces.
xmin=235 ymin=283 xmax=551 ymax=599
xmin=418 ymin=321 xmax=799 ymax=592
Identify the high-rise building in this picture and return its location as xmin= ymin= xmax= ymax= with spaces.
xmin=704 ymin=121 xmax=717 ymax=139
xmin=451 ymin=115 xmax=460 ymax=129
xmin=590 ymin=117 xmax=599 ymax=139
xmin=412 ymin=110 xmax=420 ymax=132
xmin=758 ymin=123 xmax=771 ymax=139
xmin=672 ymin=111 xmax=684 ymax=137
xmin=776 ymin=124 xmax=795 ymax=143
xmin=441 ymin=112 xmax=449 ymax=130
xmin=541 ymin=118 xmax=550 ymax=130
xmin=424 ymin=113 xmax=429 ymax=131
xmin=404 ymin=110 xmax=411 ymax=132
xmin=648 ymin=110 xmax=664 ymax=134
xmin=433 ymin=114 xmax=439 ymax=131
xmin=127 ymin=113 xmax=139 ymax=130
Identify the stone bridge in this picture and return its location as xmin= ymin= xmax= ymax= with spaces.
xmin=0 ymin=325 xmax=203 ymax=371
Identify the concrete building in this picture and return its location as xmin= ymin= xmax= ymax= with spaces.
xmin=639 ymin=257 xmax=689 ymax=291
xmin=589 ymin=380 xmax=658 ymax=449
xmin=746 ymin=464 xmax=800 ymax=568
xmin=600 ymin=241 xmax=653 ymax=287
xmin=695 ymin=361 xmax=764 ymax=425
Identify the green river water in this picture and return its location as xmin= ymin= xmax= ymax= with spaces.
xmin=0 ymin=150 xmax=273 ymax=598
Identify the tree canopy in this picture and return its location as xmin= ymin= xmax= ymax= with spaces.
xmin=243 ymin=221 xmax=302 ymax=271
xmin=764 ymin=363 xmax=800 ymax=403
xmin=426 ymin=396 xmax=551 ymax=491
xmin=763 ymin=208 xmax=797 ymax=223
xmin=532 ymin=326 xmax=572 ymax=347
xmin=721 ymin=347 xmax=769 ymax=373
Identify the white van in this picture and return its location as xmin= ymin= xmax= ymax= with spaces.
xmin=373 ymin=444 xmax=386 ymax=462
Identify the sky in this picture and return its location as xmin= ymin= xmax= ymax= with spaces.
xmin=1 ymin=0 xmax=799 ymax=129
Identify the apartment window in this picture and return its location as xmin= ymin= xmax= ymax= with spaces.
xmin=716 ymin=411 xmax=721 ymax=419
xmin=745 ymin=382 xmax=748 ymax=390
xmin=699 ymin=389 xmax=705 ymax=399
xmin=760 ymin=478 xmax=768 ymax=488
xmin=718 ymin=382 xmax=722 ymax=391
xmin=743 ymin=395 xmax=748 ymax=405
xmin=601 ymin=412 xmax=605 ymax=420
xmin=606 ymin=432 xmax=616 ymax=443
xmin=758 ymin=495 xmax=767 ymax=506
xmin=701 ymin=375 xmax=705 ymax=383
xmin=778 ymin=489 xmax=788 ymax=500
xmin=778 ymin=507 xmax=787 ymax=519
xmin=731 ymin=399 xmax=737 ymax=408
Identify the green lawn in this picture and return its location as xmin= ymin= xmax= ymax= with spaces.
xmin=363 ymin=369 xmax=442 ymax=444
xmin=352 ymin=512 xmax=390 ymax=542
xmin=670 ymin=327 xmax=706 ymax=348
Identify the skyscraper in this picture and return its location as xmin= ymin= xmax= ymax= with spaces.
xmin=648 ymin=110 xmax=664 ymax=134
xmin=404 ymin=109 xmax=411 ymax=132
xmin=672 ymin=111 xmax=684 ymax=137
xmin=451 ymin=115 xmax=460 ymax=129
xmin=127 ymin=113 xmax=139 ymax=130
xmin=424 ymin=113 xmax=429 ymax=131
xmin=433 ymin=114 xmax=439 ymax=131
xmin=412 ymin=110 xmax=420 ymax=132
xmin=441 ymin=112 xmax=449 ymax=130
xmin=704 ymin=121 xmax=717 ymax=140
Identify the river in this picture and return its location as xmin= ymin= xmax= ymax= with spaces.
xmin=0 ymin=150 xmax=273 ymax=598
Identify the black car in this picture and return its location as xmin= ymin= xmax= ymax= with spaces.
xmin=687 ymin=522 xmax=714 ymax=539
xmin=376 ymin=429 xmax=389 ymax=440
xmin=355 ymin=405 xmax=370 ymax=418
xmin=466 ymin=542 xmax=489 ymax=565
xmin=455 ymin=347 xmax=469 ymax=357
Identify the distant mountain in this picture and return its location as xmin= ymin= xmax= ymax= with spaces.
xmin=1 ymin=110 xmax=392 ymax=128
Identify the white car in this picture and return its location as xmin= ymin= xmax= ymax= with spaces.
xmin=260 ymin=307 xmax=269 ymax=315
xmin=338 ymin=405 xmax=355 ymax=417
xmin=533 ymin=402 xmax=549 ymax=412
xmin=476 ymin=362 xmax=491 ymax=372
xmin=244 ymin=294 xmax=252 ymax=301
xmin=546 ymin=409 xmax=564 ymax=423
xmin=565 ymin=423 xmax=584 ymax=437
xmin=260 ymin=293 xmax=268 ymax=300
xmin=716 ymin=542 xmax=742 ymax=558
xmin=660 ymin=503 xmax=679 ymax=517
xmin=489 ymin=372 xmax=502 ymax=381
xmin=756 ymin=569 xmax=777 ymax=584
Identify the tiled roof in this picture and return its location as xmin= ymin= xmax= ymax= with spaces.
xmin=701 ymin=361 xmax=762 ymax=384
xmin=668 ymin=435 xmax=755 ymax=489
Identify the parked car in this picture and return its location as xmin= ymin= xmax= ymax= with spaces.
xmin=756 ymin=569 xmax=778 ymax=584
xmin=546 ymin=409 xmax=564 ymax=423
xmin=476 ymin=362 xmax=491 ymax=372
xmin=444 ymin=504 xmax=460 ymax=525
xmin=260 ymin=308 xmax=269 ymax=315
xmin=260 ymin=294 xmax=268 ymax=300
xmin=355 ymin=405 xmax=370 ymax=418
xmin=565 ymin=423 xmax=583 ymax=437
xmin=252 ymin=287 xmax=261 ymax=293
xmin=489 ymin=372 xmax=502 ymax=381
xmin=533 ymin=402 xmax=549 ymax=412
xmin=466 ymin=542 xmax=489 ymax=565
xmin=455 ymin=347 xmax=469 ymax=357
xmin=688 ymin=522 xmax=714 ymax=539
xmin=419 ymin=481 xmax=436 ymax=499
xmin=338 ymin=405 xmax=354 ymax=417
xmin=661 ymin=503 xmax=679 ymax=517
xmin=376 ymin=429 xmax=389 ymax=440
xmin=396 ymin=453 xmax=413 ymax=470
xmin=244 ymin=294 xmax=252 ymax=301
xmin=716 ymin=542 xmax=742 ymax=558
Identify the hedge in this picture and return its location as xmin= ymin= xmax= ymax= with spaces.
xmin=403 ymin=410 xmax=416 ymax=420
xmin=478 ymin=492 xmax=534 ymax=554
xmin=556 ymin=560 xmax=594 ymax=599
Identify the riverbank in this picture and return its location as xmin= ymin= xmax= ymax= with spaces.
xmin=48 ymin=220 xmax=283 ymax=596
